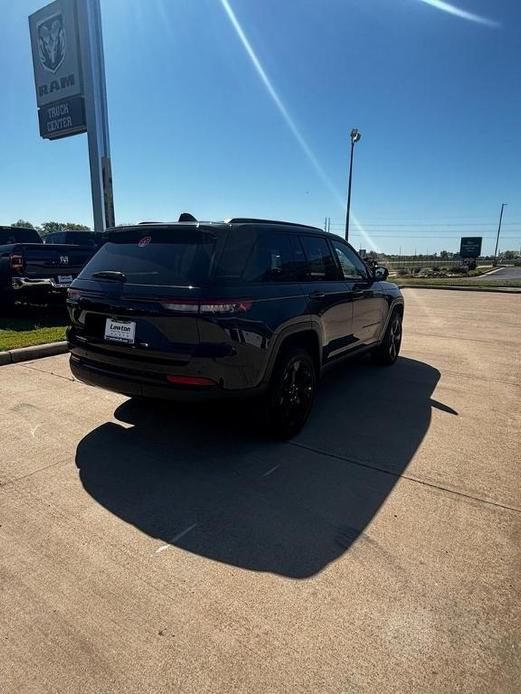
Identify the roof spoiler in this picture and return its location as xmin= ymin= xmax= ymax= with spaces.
xmin=178 ymin=212 xmax=198 ymax=222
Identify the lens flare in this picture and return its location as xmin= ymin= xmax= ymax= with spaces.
xmin=219 ymin=0 xmax=379 ymax=251
xmin=415 ymin=0 xmax=499 ymax=27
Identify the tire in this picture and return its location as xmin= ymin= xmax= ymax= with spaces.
xmin=0 ymin=291 xmax=15 ymax=314
xmin=265 ymin=347 xmax=316 ymax=440
xmin=371 ymin=310 xmax=402 ymax=366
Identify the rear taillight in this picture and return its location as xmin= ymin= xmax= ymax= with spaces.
xmin=10 ymin=253 xmax=24 ymax=273
xmin=160 ymin=299 xmax=252 ymax=314
xmin=67 ymin=288 xmax=81 ymax=299
xmin=160 ymin=299 xmax=200 ymax=312
xmin=166 ymin=375 xmax=218 ymax=387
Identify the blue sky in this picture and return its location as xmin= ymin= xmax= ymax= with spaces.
xmin=1 ymin=0 xmax=520 ymax=254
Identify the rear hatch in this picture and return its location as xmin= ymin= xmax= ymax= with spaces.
xmin=68 ymin=225 xmax=224 ymax=365
xmin=16 ymin=243 xmax=95 ymax=281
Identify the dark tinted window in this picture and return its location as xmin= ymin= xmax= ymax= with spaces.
xmin=65 ymin=232 xmax=98 ymax=247
xmin=45 ymin=232 xmax=64 ymax=244
xmin=46 ymin=231 xmax=97 ymax=246
xmin=243 ymin=232 xmax=299 ymax=283
xmin=79 ymin=226 xmax=216 ymax=286
xmin=0 ymin=228 xmax=42 ymax=244
xmin=299 ymin=235 xmax=338 ymax=281
xmin=331 ymin=240 xmax=368 ymax=280
xmin=215 ymin=227 xmax=257 ymax=280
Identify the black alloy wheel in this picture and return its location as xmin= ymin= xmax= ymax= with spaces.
xmin=372 ymin=311 xmax=402 ymax=365
xmin=267 ymin=348 xmax=316 ymax=439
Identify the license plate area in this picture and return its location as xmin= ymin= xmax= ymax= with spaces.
xmin=57 ymin=275 xmax=73 ymax=285
xmin=104 ymin=318 xmax=136 ymax=344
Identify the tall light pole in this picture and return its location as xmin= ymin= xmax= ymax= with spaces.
xmin=493 ymin=202 xmax=507 ymax=265
xmin=345 ymin=128 xmax=361 ymax=241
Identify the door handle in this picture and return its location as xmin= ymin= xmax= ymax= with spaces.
xmin=309 ymin=291 xmax=325 ymax=299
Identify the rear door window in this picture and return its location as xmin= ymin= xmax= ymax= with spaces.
xmin=79 ymin=227 xmax=216 ymax=286
xmin=214 ymin=227 xmax=257 ymax=281
xmin=299 ymin=235 xmax=339 ymax=281
xmin=243 ymin=232 xmax=300 ymax=283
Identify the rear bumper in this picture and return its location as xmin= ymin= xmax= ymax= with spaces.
xmin=69 ymin=352 xmax=266 ymax=402
xmin=12 ymin=276 xmax=73 ymax=292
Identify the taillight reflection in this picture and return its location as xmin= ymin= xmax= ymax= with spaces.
xmin=166 ymin=375 xmax=218 ymax=387
xmin=160 ymin=299 xmax=252 ymax=314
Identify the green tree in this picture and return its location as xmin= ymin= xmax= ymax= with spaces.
xmin=40 ymin=221 xmax=91 ymax=236
xmin=11 ymin=219 xmax=35 ymax=228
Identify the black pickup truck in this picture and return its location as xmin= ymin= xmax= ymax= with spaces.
xmin=0 ymin=226 xmax=97 ymax=307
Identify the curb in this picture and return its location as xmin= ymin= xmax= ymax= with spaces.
xmin=0 ymin=341 xmax=69 ymax=366
xmin=397 ymin=285 xmax=521 ymax=294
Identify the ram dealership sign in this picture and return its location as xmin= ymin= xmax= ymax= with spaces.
xmin=29 ymin=0 xmax=86 ymax=139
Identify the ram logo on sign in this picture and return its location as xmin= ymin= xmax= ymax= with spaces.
xmin=30 ymin=0 xmax=86 ymax=139
xmin=37 ymin=12 xmax=66 ymax=73
xmin=29 ymin=0 xmax=83 ymax=107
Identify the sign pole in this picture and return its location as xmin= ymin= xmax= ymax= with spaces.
xmin=76 ymin=0 xmax=114 ymax=231
xmin=493 ymin=203 xmax=507 ymax=265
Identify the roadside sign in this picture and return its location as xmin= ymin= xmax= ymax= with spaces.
xmin=28 ymin=0 xmax=115 ymax=231
xmin=29 ymin=0 xmax=83 ymax=108
xmin=38 ymin=95 xmax=86 ymax=139
xmin=460 ymin=237 xmax=482 ymax=258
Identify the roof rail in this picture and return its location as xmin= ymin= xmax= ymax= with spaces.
xmin=137 ymin=220 xmax=200 ymax=225
xmin=225 ymin=218 xmax=321 ymax=231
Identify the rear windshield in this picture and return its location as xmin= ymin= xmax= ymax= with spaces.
xmin=79 ymin=226 xmax=216 ymax=286
xmin=0 ymin=228 xmax=42 ymax=244
xmin=64 ymin=232 xmax=99 ymax=246
xmin=45 ymin=232 xmax=98 ymax=246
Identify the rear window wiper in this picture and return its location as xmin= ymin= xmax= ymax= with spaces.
xmin=91 ymin=270 xmax=127 ymax=282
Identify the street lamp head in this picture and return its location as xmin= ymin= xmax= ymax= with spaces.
xmin=350 ymin=128 xmax=361 ymax=144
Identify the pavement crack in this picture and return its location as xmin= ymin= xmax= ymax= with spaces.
xmin=19 ymin=363 xmax=75 ymax=382
xmin=289 ymin=442 xmax=521 ymax=514
xmin=411 ymin=331 xmax=519 ymax=346
xmin=0 ymin=460 xmax=68 ymax=489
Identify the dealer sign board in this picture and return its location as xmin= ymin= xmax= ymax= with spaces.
xmin=38 ymin=94 xmax=86 ymax=139
xmin=29 ymin=0 xmax=86 ymax=139
xmin=460 ymin=237 xmax=483 ymax=258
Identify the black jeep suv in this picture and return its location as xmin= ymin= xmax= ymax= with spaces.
xmin=67 ymin=218 xmax=404 ymax=438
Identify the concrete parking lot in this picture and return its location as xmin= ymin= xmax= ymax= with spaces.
xmin=1 ymin=289 xmax=520 ymax=693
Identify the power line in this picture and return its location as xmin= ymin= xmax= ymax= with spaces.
xmin=344 ymin=214 xmax=514 ymax=220
xmin=327 ymin=222 xmax=521 ymax=228
xmin=347 ymin=234 xmax=520 ymax=239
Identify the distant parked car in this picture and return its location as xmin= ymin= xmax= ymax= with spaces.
xmin=44 ymin=230 xmax=103 ymax=249
xmin=67 ymin=216 xmax=404 ymax=438
xmin=0 ymin=226 xmax=98 ymax=308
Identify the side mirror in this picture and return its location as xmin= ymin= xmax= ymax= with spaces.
xmin=374 ymin=266 xmax=389 ymax=281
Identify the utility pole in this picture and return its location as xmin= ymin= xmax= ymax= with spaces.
xmin=344 ymin=128 xmax=361 ymax=241
xmin=493 ymin=203 xmax=507 ymax=265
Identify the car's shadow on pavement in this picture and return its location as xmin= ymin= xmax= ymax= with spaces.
xmin=75 ymin=356 xmax=446 ymax=578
